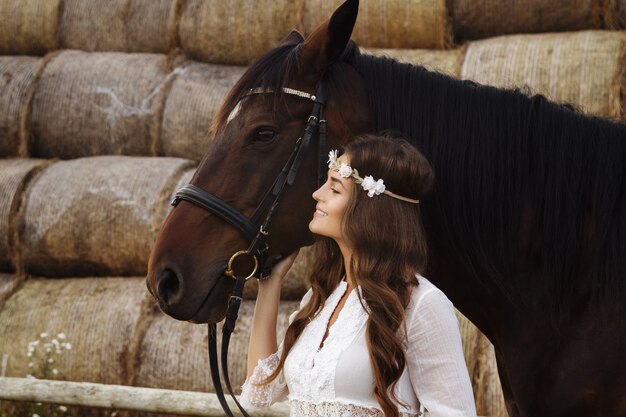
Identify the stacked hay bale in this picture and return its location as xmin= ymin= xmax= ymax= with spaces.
xmin=462 ymin=31 xmax=626 ymax=121
xmin=0 ymin=1 xmax=625 ymax=417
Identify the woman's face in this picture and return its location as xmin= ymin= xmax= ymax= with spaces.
xmin=309 ymin=154 xmax=353 ymax=245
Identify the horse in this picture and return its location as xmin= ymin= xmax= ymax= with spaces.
xmin=146 ymin=1 xmax=626 ymax=416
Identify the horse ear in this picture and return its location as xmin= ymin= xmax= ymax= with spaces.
xmin=279 ymin=30 xmax=305 ymax=47
xmin=299 ymin=0 xmax=359 ymax=77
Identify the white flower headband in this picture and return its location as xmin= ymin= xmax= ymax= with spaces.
xmin=327 ymin=150 xmax=420 ymax=204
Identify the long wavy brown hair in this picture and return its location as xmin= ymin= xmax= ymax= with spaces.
xmin=266 ymin=132 xmax=434 ymax=417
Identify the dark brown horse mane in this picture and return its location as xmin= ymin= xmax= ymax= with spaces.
xmin=213 ymin=38 xmax=626 ymax=317
xmin=345 ymin=45 xmax=626 ymax=317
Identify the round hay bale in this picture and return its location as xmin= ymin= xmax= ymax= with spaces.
xmin=362 ymin=47 xmax=462 ymax=78
xmin=605 ymin=0 xmax=626 ymax=29
xmin=179 ymin=0 xmax=304 ymax=65
xmin=461 ymin=31 xmax=626 ymax=120
xmin=0 ymin=274 xmax=25 ymax=311
xmin=0 ymin=57 xmax=44 ymax=157
xmin=0 ymin=159 xmax=49 ymax=272
xmin=20 ymin=156 xmax=194 ymax=277
xmin=135 ymin=300 xmax=299 ymax=393
xmin=303 ymin=0 xmax=449 ymax=49
xmin=0 ymin=277 xmax=147 ymax=385
xmin=59 ymin=0 xmax=178 ymax=54
xmin=243 ymin=244 xmax=315 ymax=301
xmin=451 ymin=0 xmax=601 ymax=42
xmin=0 ymin=0 xmax=60 ymax=54
xmin=455 ymin=310 xmax=507 ymax=417
xmin=29 ymin=51 xmax=173 ymax=158
xmin=160 ymin=62 xmax=245 ymax=160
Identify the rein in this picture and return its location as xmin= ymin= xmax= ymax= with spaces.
xmin=170 ymin=82 xmax=328 ymax=417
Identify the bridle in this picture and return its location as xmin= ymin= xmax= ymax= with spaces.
xmin=170 ymin=81 xmax=328 ymax=417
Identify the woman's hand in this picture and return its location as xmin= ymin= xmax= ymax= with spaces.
xmin=264 ymin=250 xmax=300 ymax=284
xmin=274 ymin=250 xmax=300 ymax=279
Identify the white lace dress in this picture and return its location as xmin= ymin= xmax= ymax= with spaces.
xmin=240 ymin=275 xmax=477 ymax=417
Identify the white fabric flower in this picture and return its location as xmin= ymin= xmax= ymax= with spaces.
xmin=338 ymin=163 xmax=353 ymax=178
xmin=374 ymin=179 xmax=386 ymax=195
xmin=327 ymin=149 xmax=338 ymax=165
xmin=361 ymin=176 xmax=385 ymax=197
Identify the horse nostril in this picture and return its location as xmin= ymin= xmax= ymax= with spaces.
xmin=157 ymin=268 xmax=181 ymax=305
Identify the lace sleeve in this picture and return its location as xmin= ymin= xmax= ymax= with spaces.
xmin=240 ymin=348 xmax=288 ymax=408
xmin=239 ymin=288 xmax=312 ymax=408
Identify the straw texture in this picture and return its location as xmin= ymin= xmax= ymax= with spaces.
xmin=456 ymin=311 xmax=507 ymax=417
xmin=135 ymin=300 xmax=299 ymax=392
xmin=0 ymin=274 xmax=24 ymax=310
xmin=0 ymin=159 xmax=48 ymax=272
xmin=461 ymin=31 xmax=626 ymax=120
xmin=0 ymin=0 xmax=60 ymax=54
xmin=0 ymin=57 xmax=42 ymax=157
xmin=605 ymin=0 xmax=626 ymax=29
xmin=29 ymin=51 xmax=172 ymax=158
xmin=160 ymin=62 xmax=245 ymax=160
xmin=19 ymin=156 xmax=194 ymax=277
xmin=0 ymin=277 xmax=147 ymax=384
xmin=179 ymin=0 xmax=304 ymax=65
xmin=303 ymin=0 xmax=449 ymax=49
xmin=363 ymin=47 xmax=461 ymax=78
xmin=451 ymin=0 xmax=601 ymax=41
xmin=59 ymin=0 xmax=178 ymax=54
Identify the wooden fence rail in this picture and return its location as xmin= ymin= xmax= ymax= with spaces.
xmin=0 ymin=377 xmax=289 ymax=417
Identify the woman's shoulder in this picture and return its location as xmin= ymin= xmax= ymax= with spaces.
xmin=406 ymin=274 xmax=456 ymax=321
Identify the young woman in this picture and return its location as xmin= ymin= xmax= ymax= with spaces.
xmin=241 ymin=133 xmax=477 ymax=417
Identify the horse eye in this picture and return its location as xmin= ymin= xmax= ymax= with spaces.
xmin=255 ymin=129 xmax=277 ymax=142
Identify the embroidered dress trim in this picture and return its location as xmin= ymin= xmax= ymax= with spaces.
xmin=290 ymin=400 xmax=421 ymax=417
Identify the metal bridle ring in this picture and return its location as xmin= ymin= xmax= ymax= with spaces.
xmin=224 ymin=250 xmax=258 ymax=281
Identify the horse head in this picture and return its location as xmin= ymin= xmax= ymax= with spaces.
xmin=147 ymin=0 xmax=368 ymax=323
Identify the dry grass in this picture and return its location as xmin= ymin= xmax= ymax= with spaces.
xmin=456 ymin=310 xmax=507 ymax=417
xmin=179 ymin=0 xmax=305 ymax=65
xmin=461 ymin=31 xmax=626 ymax=121
xmin=363 ymin=47 xmax=462 ymax=78
xmin=0 ymin=159 xmax=48 ymax=272
xmin=303 ymin=0 xmax=450 ymax=49
xmin=58 ymin=0 xmax=177 ymax=54
xmin=451 ymin=0 xmax=602 ymax=42
xmin=0 ymin=277 xmax=147 ymax=385
xmin=0 ymin=57 xmax=42 ymax=157
xmin=0 ymin=0 xmax=60 ymax=54
xmin=160 ymin=62 xmax=245 ymax=160
xmin=29 ymin=51 xmax=172 ymax=158
xmin=19 ymin=156 xmax=194 ymax=277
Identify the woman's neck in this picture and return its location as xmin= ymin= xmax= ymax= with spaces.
xmin=338 ymin=241 xmax=356 ymax=288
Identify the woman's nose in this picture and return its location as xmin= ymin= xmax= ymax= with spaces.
xmin=312 ymin=185 xmax=322 ymax=201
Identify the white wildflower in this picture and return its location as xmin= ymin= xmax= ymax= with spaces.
xmin=58 ymin=405 xmax=68 ymax=412
xmin=27 ymin=352 xmax=33 ymax=357
xmin=52 ymin=368 xmax=59 ymax=375
xmin=57 ymin=333 xmax=66 ymax=340
xmin=28 ymin=362 xmax=34 ymax=368
xmin=48 ymin=358 xmax=54 ymax=363
xmin=32 ymin=413 xmax=40 ymax=417
xmin=64 ymin=343 xmax=72 ymax=350
xmin=40 ymin=332 xmax=48 ymax=338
